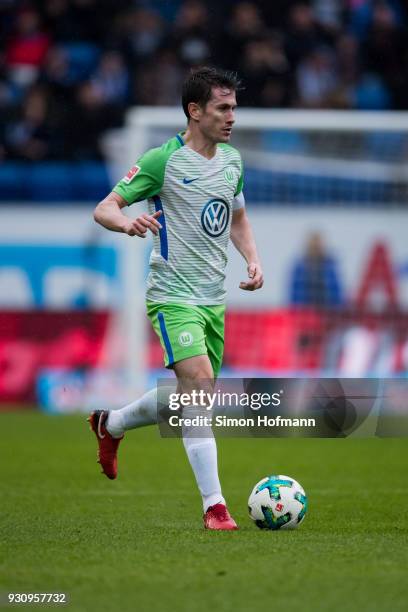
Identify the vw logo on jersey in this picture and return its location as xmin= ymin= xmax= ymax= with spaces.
xmin=201 ymin=199 xmax=230 ymax=237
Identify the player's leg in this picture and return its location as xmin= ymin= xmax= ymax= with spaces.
xmin=88 ymin=302 xmax=233 ymax=504
xmin=88 ymin=386 xmax=173 ymax=479
xmin=202 ymin=304 xmax=225 ymax=382
xmin=88 ymin=302 xmax=208 ymax=479
xmin=174 ymin=333 xmax=237 ymax=529
xmin=174 ymin=354 xmax=223 ymax=508
xmin=146 ymin=302 xmax=235 ymax=527
xmin=105 ymin=386 xmax=171 ymax=438
xmin=105 ymin=302 xmax=213 ymax=436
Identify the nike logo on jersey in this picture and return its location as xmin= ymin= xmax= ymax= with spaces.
xmin=182 ymin=177 xmax=199 ymax=184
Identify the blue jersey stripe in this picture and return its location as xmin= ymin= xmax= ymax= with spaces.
xmin=158 ymin=311 xmax=174 ymax=365
xmin=176 ymin=133 xmax=184 ymax=146
xmin=153 ymin=195 xmax=168 ymax=260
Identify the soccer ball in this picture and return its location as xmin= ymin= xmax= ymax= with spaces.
xmin=248 ymin=475 xmax=308 ymax=530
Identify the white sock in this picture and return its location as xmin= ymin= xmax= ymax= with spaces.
xmin=182 ymin=406 xmax=225 ymax=512
xmin=106 ymin=387 xmax=170 ymax=438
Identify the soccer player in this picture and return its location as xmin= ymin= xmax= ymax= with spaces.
xmin=89 ymin=67 xmax=263 ymax=530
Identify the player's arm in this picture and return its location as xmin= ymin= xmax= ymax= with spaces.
xmin=94 ymin=191 xmax=162 ymax=237
xmin=94 ymin=147 xmax=166 ymax=237
xmin=230 ymin=206 xmax=264 ymax=291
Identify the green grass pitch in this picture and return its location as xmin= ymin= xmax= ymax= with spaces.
xmin=1 ymin=411 xmax=407 ymax=612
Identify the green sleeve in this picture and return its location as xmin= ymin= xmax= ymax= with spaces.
xmin=235 ymin=157 xmax=244 ymax=197
xmin=113 ymin=147 xmax=167 ymax=204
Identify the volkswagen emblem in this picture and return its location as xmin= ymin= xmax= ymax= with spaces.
xmin=201 ymin=199 xmax=230 ymax=237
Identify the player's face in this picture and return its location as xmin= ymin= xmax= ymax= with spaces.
xmin=200 ymin=87 xmax=237 ymax=143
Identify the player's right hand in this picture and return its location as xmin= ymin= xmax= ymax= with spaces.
xmin=122 ymin=210 xmax=162 ymax=238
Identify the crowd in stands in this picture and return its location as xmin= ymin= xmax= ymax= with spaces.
xmin=1 ymin=0 xmax=407 ymax=161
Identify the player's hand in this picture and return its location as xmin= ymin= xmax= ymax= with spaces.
xmin=239 ymin=262 xmax=264 ymax=291
xmin=122 ymin=210 xmax=162 ymax=238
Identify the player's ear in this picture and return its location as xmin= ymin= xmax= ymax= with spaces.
xmin=188 ymin=101 xmax=202 ymax=122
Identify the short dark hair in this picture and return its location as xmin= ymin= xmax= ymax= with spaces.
xmin=181 ymin=66 xmax=241 ymax=120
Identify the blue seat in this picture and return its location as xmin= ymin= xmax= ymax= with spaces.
xmin=0 ymin=163 xmax=28 ymax=200
xmin=30 ymin=164 xmax=75 ymax=201
xmin=74 ymin=163 xmax=111 ymax=200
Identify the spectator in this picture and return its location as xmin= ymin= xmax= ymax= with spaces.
xmin=41 ymin=0 xmax=76 ymax=43
xmin=347 ymin=0 xmax=374 ymax=39
xmin=41 ymin=46 xmax=73 ymax=92
xmin=336 ymin=33 xmax=360 ymax=87
xmin=239 ymin=33 xmax=292 ymax=107
xmin=68 ymin=0 xmax=111 ymax=44
xmin=285 ymin=2 xmax=334 ymax=69
xmin=2 ymin=84 xmax=56 ymax=160
xmin=133 ymin=49 xmax=185 ymax=106
xmin=41 ymin=0 xmax=129 ymax=45
xmin=352 ymin=72 xmax=391 ymax=110
xmin=89 ymin=50 xmax=129 ymax=106
xmin=65 ymin=79 xmax=123 ymax=160
xmin=362 ymin=1 xmax=408 ymax=108
xmin=312 ymin=0 xmax=343 ymax=34
xmin=289 ymin=233 xmax=343 ymax=307
xmin=0 ymin=53 xmax=21 ymax=112
xmin=170 ymin=0 xmax=213 ymax=67
xmin=296 ymin=46 xmax=338 ymax=108
xmin=119 ymin=8 xmax=164 ymax=63
xmin=5 ymin=7 xmax=51 ymax=88
xmin=1 ymin=0 xmax=408 ymax=161
xmin=221 ymin=2 xmax=266 ymax=69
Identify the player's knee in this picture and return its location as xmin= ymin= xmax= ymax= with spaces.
xmin=176 ymin=367 xmax=214 ymax=402
xmin=189 ymin=364 xmax=213 ymax=381
xmin=174 ymin=355 xmax=214 ymax=384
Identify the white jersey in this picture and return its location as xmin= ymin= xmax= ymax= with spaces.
xmin=113 ymin=132 xmax=245 ymax=305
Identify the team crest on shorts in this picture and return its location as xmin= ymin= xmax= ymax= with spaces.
xmin=178 ymin=331 xmax=193 ymax=347
xmin=123 ymin=165 xmax=141 ymax=184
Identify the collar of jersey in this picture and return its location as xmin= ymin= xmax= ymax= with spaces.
xmin=176 ymin=132 xmax=185 ymax=147
xmin=177 ymin=131 xmax=220 ymax=162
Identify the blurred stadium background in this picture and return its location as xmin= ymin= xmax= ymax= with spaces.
xmin=1 ymin=0 xmax=408 ymax=413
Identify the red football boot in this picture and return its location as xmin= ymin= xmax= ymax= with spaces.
xmin=203 ymin=504 xmax=238 ymax=530
xmin=88 ymin=410 xmax=123 ymax=480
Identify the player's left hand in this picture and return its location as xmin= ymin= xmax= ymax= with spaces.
xmin=239 ymin=262 xmax=264 ymax=291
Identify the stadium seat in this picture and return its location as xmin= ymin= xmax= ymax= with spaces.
xmin=30 ymin=164 xmax=76 ymax=201
xmin=0 ymin=164 xmax=29 ymax=200
xmin=74 ymin=162 xmax=111 ymax=201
